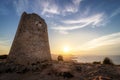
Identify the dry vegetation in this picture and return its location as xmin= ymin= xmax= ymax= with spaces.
xmin=0 ymin=59 xmax=120 ymax=80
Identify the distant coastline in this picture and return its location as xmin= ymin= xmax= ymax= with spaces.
xmin=51 ymin=54 xmax=120 ymax=65
xmin=75 ymin=55 xmax=120 ymax=65
xmin=1 ymin=54 xmax=120 ymax=65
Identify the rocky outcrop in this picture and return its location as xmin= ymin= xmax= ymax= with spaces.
xmin=8 ymin=12 xmax=51 ymax=65
xmin=0 ymin=61 xmax=120 ymax=80
xmin=0 ymin=60 xmax=51 ymax=73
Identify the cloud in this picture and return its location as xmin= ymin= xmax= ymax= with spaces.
xmin=41 ymin=0 xmax=82 ymax=15
xmin=51 ymin=13 xmax=104 ymax=33
xmin=0 ymin=38 xmax=10 ymax=54
xmin=13 ymin=0 xmax=82 ymax=16
xmin=63 ymin=13 xmax=103 ymax=25
xmin=13 ymin=0 xmax=29 ymax=15
xmin=58 ymin=30 xmax=69 ymax=34
xmin=82 ymin=7 xmax=90 ymax=16
xmin=78 ymin=32 xmax=120 ymax=50
xmin=110 ymin=7 xmax=120 ymax=18
xmin=52 ymin=23 xmax=90 ymax=31
xmin=39 ymin=0 xmax=60 ymax=15
xmin=62 ymin=0 xmax=82 ymax=14
xmin=0 ymin=40 xmax=9 ymax=46
xmin=37 ymin=0 xmax=82 ymax=16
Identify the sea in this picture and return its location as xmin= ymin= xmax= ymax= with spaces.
xmin=73 ymin=55 xmax=120 ymax=65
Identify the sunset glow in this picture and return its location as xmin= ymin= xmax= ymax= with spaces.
xmin=0 ymin=0 xmax=120 ymax=56
xmin=63 ymin=46 xmax=70 ymax=53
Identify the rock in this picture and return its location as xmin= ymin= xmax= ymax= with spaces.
xmin=93 ymin=76 xmax=112 ymax=80
xmin=75 ymin=65 xmax=82 ymax=72
xmin=52 ymin=63 xmax=74 ymax=78
xmin=0 ymin=63 xmax=6 ymax=73
xmin=62 ymin=72 xmax=74 ymax=78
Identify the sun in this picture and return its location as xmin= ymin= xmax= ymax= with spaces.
xmin=63 ymin=46 xmax=70 ymax=53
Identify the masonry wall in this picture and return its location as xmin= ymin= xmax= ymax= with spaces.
xmin=8 ymin=12 xmax=51 ymax=65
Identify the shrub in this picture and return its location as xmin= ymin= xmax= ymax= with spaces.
xmin=57 ymin=55 xmax=63 ymax=61
xmin=93 ymin=61 xmax=101 ymax=64
xmin=75 ymin=65 xmax=82 ymax=72
xmin=103 ymin=57 xmax=114 ymax=65
xmin=62 ymin=72 xmax=74 ymax=78
xmin=0 ymin=55 xmax=7 ymax=59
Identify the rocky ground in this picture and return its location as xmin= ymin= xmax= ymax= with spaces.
xmin=0 ymin=60 xmax=120 ymax=80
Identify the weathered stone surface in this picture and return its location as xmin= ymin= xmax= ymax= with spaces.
xmin=8 ymin=12 xmax=51 ymax=65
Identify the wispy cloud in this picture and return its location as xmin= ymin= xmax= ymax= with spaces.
xmin=81 ymin=7 xmax=90 ymax=16
xmin=51 ymin=13 xmax=104 ymax=33
xmin=52 ymin=23 xmax=90 ymax=31
xmin=12 ymin=0 xmax=120 ymax=35
xmin=110 ymin=7 xmax=120 ymax=18
xmin=63 ymin=13 xmax=103 ymax=25
xmin=0 ymin=38 xmax=10 ymax=54
xmin=39 ymin=0 xmax=60 ymax=15
xmin=78 ymin=32 xmax=120 ymax=50
xmin=13 ymin=0 xmax=82 ymax=16
xmin=41 ymin=0 xmax=82 ymax=15
xmin=62 ymin=0 xmax=82 ymax=14
xmin=13 ymin=0 xmax=29 ymax=15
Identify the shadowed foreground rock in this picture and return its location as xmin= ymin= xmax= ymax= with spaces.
xmin=0 ymin=61 xmax=120 ymax=80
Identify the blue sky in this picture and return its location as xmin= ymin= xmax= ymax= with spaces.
xmin=0 ymin=0 xmax=120 ymax=55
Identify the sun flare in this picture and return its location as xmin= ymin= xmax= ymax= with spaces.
xmin=63 ymin=46 xmax=70 ymax=53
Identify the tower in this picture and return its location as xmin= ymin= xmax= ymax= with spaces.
xmin=8 ymin=12 xmax=51 ymax=65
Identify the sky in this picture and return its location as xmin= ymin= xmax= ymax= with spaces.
xmin=0 ymin=0 xmax=120 ymax=56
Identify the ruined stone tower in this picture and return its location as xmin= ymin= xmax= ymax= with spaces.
xmin=8 ymin=12 xmax=51 ymax=65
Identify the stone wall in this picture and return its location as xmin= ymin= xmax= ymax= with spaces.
xmin=8 ymin=12 xmax=51 ymax=65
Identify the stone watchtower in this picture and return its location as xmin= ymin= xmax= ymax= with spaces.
xmin=8 ymin=12 xmax=51 ymax=65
